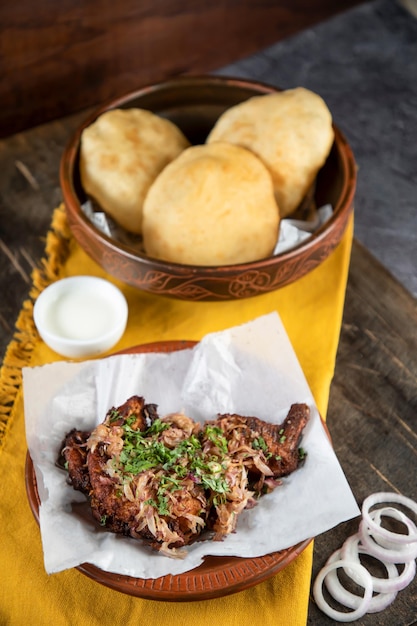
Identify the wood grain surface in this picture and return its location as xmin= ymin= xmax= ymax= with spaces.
xmin=0 ymin=112 xmax=86 ymax=352
xmin=0 ymin=109 xmax=416 ymax=622
xmin=0 ymin=0 xmax=363 ymax=137
xmin=309 ymin=241 xmax=417 ymax=624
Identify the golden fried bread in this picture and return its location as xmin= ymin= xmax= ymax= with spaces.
xmin=79 ymin=108 xmax=190 ymax=234
xmin=142 ymin=142 xmax=280 ymax=266
xmin=207 ymin=88 xmax=334 ymax=218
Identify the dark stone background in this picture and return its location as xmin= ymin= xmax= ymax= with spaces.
xmin=217 ymin=0 xmax=417 ymax=298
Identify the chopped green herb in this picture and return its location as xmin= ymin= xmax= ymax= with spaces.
xmin=298 ymin=447 xmax=307 ymax=461
xmin=147 ymin=419 xmax=171 ymax=435
xmin=155 ymin=493 xmax=170 ymax=516
xmin=113 ymin=417 xmax=232 ymax=512
xmin=159 ymin=475 xmax=182 ymax=492
xmin=213 ymin=493 xmax=227 ymax=506
xmin=108 ymin=409 xmax=122 ymax=423
xmin=252 ymin=435 xmax=278 ymax=460
xmin=200 ymin=474 xmax=229 ymax=493
xmin=252 ymin=436 xmax=269 ymax=453
xmin=206 ymin=461 xmax=223 ymax=473
xmin=203 ymin=425 xmax=228 ymax=454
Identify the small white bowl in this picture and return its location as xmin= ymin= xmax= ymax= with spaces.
xmin=33 ymin=276 xmax=128 ymax=358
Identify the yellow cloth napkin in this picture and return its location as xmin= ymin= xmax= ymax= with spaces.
xmin=0 ymin=205 xmax=353 ymax=626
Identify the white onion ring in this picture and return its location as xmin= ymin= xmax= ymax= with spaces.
xmin=313 ymin=558 xmax=373 ymax=622
xmin=314 ymin=492 xmax=417 ymax=620
xmin=324 ymin=549 xmax=397 ymax=613
xmin=362 ymin=492 xmax=417 ymax=545
xmin=370 ymin=506 xmax=417 ymax=549
xmin=359 ymin=520 xmax=417 ymax=565
xmin=341 ymin=531 xmax=416 ymax=593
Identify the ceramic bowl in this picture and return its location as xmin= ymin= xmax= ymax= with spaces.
xmin=60 ymin=75 xmax=357 ymax=302
xmin=33 ymin=276 xmax=128 ymax=358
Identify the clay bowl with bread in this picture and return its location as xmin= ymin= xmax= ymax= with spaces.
xmin=60 ymin=75 xmax=357 ymax=301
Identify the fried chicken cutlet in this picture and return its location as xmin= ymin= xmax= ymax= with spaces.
xmin=60 ymin=396 xmax=309 ymax=557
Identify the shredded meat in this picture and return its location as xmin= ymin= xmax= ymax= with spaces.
xmin=60 ymin=396 xmax=309 ymax=558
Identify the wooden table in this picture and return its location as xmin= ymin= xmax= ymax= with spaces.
xmin=1 ymin=105 xmax=416 ymax=625
xmin=310 ymin=243 xmax=417 ymax=624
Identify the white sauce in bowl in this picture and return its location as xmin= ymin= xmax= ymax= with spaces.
xmin=33 ymin=276 xmax=128 ymax=358
xmin=44 ymin=289 xmax=119 ymax=341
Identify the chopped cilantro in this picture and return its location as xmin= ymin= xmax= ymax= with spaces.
xmin=298 ymin=447 xmax=307 ymax=461
xmin=203 ymin=425 xmax=228 ymax=454
xmin=113 ymin=416 xmax=232 ymax=513
xmin=147 ymin=419 xmax=171 ymax=434
xmin=252 ymin=436 xmax=269 ymax=453
xmin=155 ymin=494 xmax=170 ymax=516
xmin=108 ymin=409 xmax=122 ymax=423
xmin=200 ymin=474 xmax=229 ymax=493
xmin=252 ymin=435 xmax=277 ymax=460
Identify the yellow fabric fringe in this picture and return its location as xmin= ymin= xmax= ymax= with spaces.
xmin=0 ymin=204 xmax=70 ymax=449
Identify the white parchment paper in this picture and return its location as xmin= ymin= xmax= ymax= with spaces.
xmin=23 ymin=312 xmax=359 ymax=578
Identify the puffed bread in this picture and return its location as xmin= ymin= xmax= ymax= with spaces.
xmin=142 ymin=142 xmax=280 ymax=266
xmin=80 ymin=108 xmax=190 ymax=234
xmin=207 ymin=88 xmax=334 ymax=218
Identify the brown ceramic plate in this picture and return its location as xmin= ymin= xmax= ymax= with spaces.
xmin=60 ymin=75 xmax=357 ymax=302
xmin=25 ymin=339 xmax=314 ymax=601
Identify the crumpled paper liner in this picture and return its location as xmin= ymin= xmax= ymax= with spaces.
xmin=23 ymin=313 xmax=359 ymax=578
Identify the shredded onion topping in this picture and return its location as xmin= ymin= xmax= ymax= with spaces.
xmin=83 ymin=405 xmax=306 ymax=556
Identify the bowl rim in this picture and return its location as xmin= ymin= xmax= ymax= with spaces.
xmin=60 ymin=74 xmax=357 ymax=279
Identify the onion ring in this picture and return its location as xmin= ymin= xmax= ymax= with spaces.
xmin=342 ymin=531 xmax=416 ymax=593
xmin=370 ymin=506 xmax=417 ymax=549
xmin=359 ymin=520 xmax=417 ymax=565
xmin=314 ymin=492 xmax=417 ymax=620
xmin=324 ymin=549 xmax=397 ymax=613
xmin=362 ymin=492 xmax=417 ymax=545
xmin=313 ymin=558 xmax=373 ymax=622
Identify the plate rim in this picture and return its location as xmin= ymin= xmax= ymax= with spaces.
xmin=25 ymin=339 xmax=313 ymax=601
